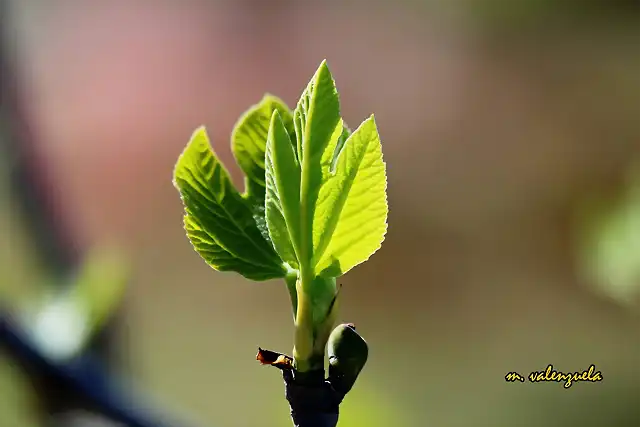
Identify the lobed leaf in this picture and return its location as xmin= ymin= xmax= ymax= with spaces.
xmin=275 ymin=60 xmax=388 ymax=279
xmin=231 ymin=95 xmax=296 ymax=245
xmin=174 ymin=59 xmax=389 ymax=285
xmin=173 ymin=127 xmax=286 ymax=280
xmin=231 ymin=94 xmax=296 ymax=202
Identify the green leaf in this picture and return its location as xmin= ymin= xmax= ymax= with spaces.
xmin=267 ymin=60 xmax=388 ymax=279
xmin=294 ymin=60 xmax=345 ymax=272
xmin=173 ymin=127 xmax=286 ymax=280
xmin=231 ymin=95 xmax=296 ymax=246
xmin=313 ymin=116 xmax=388 ymax=277
xmin=265 ymin=110 xmax=302 ymax=269
xmin=231 ymin=94 xmax=296 ymax=202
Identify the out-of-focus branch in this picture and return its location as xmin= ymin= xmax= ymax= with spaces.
xmin=0 ymin=2 xmax=208 ymax=426
xmin=0 ymin=310 xmax=203 ymax=427
xmin=0 ymin=0 xmax=79 ymax=277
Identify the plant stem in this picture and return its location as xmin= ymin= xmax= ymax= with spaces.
xmin=293 ymin=273 xmax=337 ymax=373
xmin=0 ymin=310 xmax=203 ymax=427
xmin=292 ymin=273 xmax=318 ymax=372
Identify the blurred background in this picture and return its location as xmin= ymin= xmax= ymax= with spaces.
xmin=1 ymin=0 xmax=639 ymax=426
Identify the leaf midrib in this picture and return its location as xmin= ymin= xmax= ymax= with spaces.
xmin=185 ymin=211 xmax=282 ymax=276
xmin=298 ymin=100 xmax=314 ymax=274
xmin=267 ymin=114 xmax=302 ymax=269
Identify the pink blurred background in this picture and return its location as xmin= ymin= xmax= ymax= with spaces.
xmin=2 ymin=1 xmax=639 ymax=426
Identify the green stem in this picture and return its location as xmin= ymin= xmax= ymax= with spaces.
xmin=293 ymin=273 xmax=338 ymax=373
xmin=293 ymin=269 xmax=316 ymax=372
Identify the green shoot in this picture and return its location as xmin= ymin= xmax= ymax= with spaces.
xmin=173 ymin=59 xmax=388 ymax=374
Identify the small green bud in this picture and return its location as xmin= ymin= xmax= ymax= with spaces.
xmin=327 ymin=323 xmax=368 ymax=394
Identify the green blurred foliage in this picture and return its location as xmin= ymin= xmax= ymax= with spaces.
xmin=23 ymin=246 xmax=129 ymax=361
xmin=465 ymin=0 xmax=640 ymax=28
xmin=578 ymin=162 xmax=640 ymax=306
xmin=338 ymin=383 xmax=410 ymax=427
xmin=1 ymin=1 xmax=639 ymax=426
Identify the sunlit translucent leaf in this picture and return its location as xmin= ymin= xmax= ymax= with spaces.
xmin=266 ymin=60 xmax=388 ymax=279
xmin=173 ymin=127 xmax=286 ymax=280
xmin=265 ymin=111 xmax=301 ymax=269
xmin=231 ymin=94 xmax=295 ymax=203
xmin=313 ymin=116 xmax=388 ymax=277
xmin=294 ymin=60 xmax=344 ymax=270
xmin=231 ymin=95 xmax=296 ymax=245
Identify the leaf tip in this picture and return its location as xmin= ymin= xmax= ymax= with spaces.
xmin=192 ymin=124 xmax=207 ymax=135
xmin=270 ymin=107 xmax=282 ymax=123
xmin=185 ymin=125 xmax=211 ymax=153
xmin=260 ymin=93 xmax=285 ymax=107
xmin=364 ymin=113 xmax=378 ymax=129
xmin=231 ymin=95 xmax=291 ymax=152
xmin=314 ymin=58 xmax=335 ymax=85
xmin=186 ymin=125 xmax=209 ymax=149
xmin=267 ymin=109 xmax=293 ymax=146
xmin=174 ymin=125 xmax=209 ymax=174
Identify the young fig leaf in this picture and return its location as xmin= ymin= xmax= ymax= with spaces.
xmin=231 ymin=95 xmax=296 ymax=244
xmin=269 ymin=59 xmax=388 ymax=279
xmin=265 ymin=110 xmax=302 ymax=269
xmin=294 ymin=59 xmax=345 ymax=273
xmin=173 ymin=127 xmax=286 ymax=280
xmin=231 ymin=94 xmax=296 ymax=203
xmin=313 ymin=116 xmax=388 ymax=277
